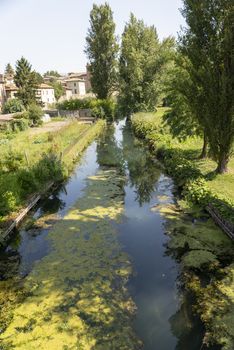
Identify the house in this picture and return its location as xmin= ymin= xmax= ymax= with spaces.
xmin=65 ymin=78 xmax=86 ymax=96
xmin=36 ymin=83 xmax=55 ymax=108
xmin=5 ymin=84 xmax=18 ymax=100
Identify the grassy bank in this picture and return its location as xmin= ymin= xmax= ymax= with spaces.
xmin=132 ymin=108 xmax=234 ymax=226
xmin=0 ymin=119 xmax=105 ymax=233
xmin=132 ymin=108 xmax=234 ymax=350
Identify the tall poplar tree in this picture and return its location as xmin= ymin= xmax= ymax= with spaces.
xmin=180 ymin=0 xmax=234 ymax=173
xmin=85 ymin=2 xmax=118 ymax=99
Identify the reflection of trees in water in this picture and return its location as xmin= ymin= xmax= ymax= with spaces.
xmin=39 ymin=187 xmax=66 ymax=215
xmin=122 ymin=122 xmax=160 ymax=206
xmin=0 ymin=246 xmax=21 ymax=280
xmin=169 ymin=294 xmax=206 ymax=350
xmin=96 ymin=124 xmax=124 ymax=171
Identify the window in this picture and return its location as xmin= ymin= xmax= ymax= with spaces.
xmin=74 ymin=89 xmax=77 ymax=94
xmin=74 ymin=82 xmax=76 ymax=87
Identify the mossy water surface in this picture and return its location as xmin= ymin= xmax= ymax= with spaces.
xmin=0 ymin=168 xmax=141 ymax=349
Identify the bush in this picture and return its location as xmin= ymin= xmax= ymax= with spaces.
xmin=57 ymin=97 xmax=116 ymax=120
xmin=17 ymin=169 xmax=39 ymax=196
xmin=3 ymin=98 xmax=25 ymax=114
xmin=10 ymin=119 xmax=29 ymax=132
xmin=4 ymin=150 xmax=24 ymax=172
xmin=0 ymin=191 xmax=17 ymax=215
xmin=27 ymin=104 xmax=43 ymax=126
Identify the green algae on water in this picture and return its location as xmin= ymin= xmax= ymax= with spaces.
xmin=153 ymin=200 xmax=234 ymax=349
xmin=0 ymin=169 xmax=141 ymax=350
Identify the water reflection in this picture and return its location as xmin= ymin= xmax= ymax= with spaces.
xmin=122 ymin=122 xmax=161 ymax=206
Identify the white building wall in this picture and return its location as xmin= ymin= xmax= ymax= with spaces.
xmin=66 ymin=80 xmax=86 ymax=96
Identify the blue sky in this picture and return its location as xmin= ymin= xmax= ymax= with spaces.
xmin=0 ymin=0 xmax=184 ymax=74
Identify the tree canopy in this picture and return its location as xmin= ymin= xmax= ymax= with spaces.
xmin=119 ymin=14 xmax=174 ymax=114
xmin=178 ymin=0 xmax=234 ymax=173
xmin=5 ymin=63 xmax=14 ymax=76
xmin=14 ymin=57 xmax=40 ymax=107
xmin=85 ymin=2 xmax=118 ymax=99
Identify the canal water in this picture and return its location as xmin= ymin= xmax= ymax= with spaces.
xmin=0 ymin=120 xmax=210 ymax=349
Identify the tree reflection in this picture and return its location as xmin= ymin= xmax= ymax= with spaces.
xmin=122 ymin=122 xmax=160 ymax=206
xmin=169 ymin=296 xmax=206 ymax=350
xmin=96 ymin=124 xmax=124 ymax=172
xmin=39 ymin=188 xmax=66 ymax=215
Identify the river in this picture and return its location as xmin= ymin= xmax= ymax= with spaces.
xmin=0 ymin=120 xmax=219 ymax=349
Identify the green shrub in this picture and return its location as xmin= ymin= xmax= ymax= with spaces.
xmin=10 ymin=119 xmax=29 ymax=132
xmin=58 ymin=97 xmax=116 ymax=120
xmin=3 ymin=98 xmax=25 ymax=114
xmin=0 ymin=191 xmax=17 ymax=215
xmin=27 ymin=104 xmax=43 ymax=126
xmin=17 ymin=169 xmax=39 ymax=196
xmin=183 ymin=178 xmax=211 ymax=206
xmin=4 ymin=150 xmax=24 ymax=172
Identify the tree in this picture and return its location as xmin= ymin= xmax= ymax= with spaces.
xmin=180 ymin=0 xmax=234 ymax=173
xmin=44 ymin=70 xmax=61 ymax=77
xmin=5 ymin=63 xmax=14 ymax=76
xmin=119 ymin=14 xmax=174 ymax=114
xmin=85 ymin=2 xmax=118 ymax=99
xmin=49 ymin=80 xmax=65 ymax=101
xmin=14 ymin=57 xmax=39 ymax=107
xmin=164 ymin=54 xmax=208 ymax=158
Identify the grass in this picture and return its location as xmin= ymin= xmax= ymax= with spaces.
xmin=132 ymin=107 xmax=234 ymax=203
xmin=0 ymin=120 xmax=106 ymax=227
xmin=0 ymin=121 xmax=90 ymax=169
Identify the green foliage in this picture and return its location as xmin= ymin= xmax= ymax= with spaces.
xmin=119 ymin=14 xmax=175 ymax=114
xmin=132 ymin=109 xmax=234 ymax=225
xmin=48 ymin=80 xmax=65 ymax=101
xmin=163 ymin=55 xmax=203 ymax=141
xmin=3 ymin=98 xmax=25 ymax=114
xmin=4 ymin=63 xmax=14 ymax=76
xmin=85 ymin=2 xmax=118 ymax=98
xmin=58 ymin=97 xmax=116 ymax=120
xmin=14 ymin=57 xmax=39 ymax=107
xmin=180 ymin=0 xmax=234 ymax=173
xmin=44 ymin=70 xmax=61 ymax=77
xmin=0 ymin=120 xmax=105 ymax=218
xmin=0 ymin=191 xmax=18 ymax=215
xmin=27 ymin=104 xmax=43 ymax=126
xmin=3 ymin=150 xmax=24 ymax=172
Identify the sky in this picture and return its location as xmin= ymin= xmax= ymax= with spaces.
xmin=0 ymin=0 xmax=185 ymax=74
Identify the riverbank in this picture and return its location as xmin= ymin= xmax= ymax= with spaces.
xmin=132 ymin=108 xmax=234 ymax=231
xmin=132 ymin=109 xmax=234 ymax=349
xmin=0 ymin=119 xmax=105 ymax=242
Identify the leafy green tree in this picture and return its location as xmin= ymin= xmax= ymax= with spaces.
xmin=180 ymin=0 xmax=234 ymax=173
xmin=119 ymin=14 xmax=174 ymax=114
xmin=14 ymin=57 xmax=39 ymax=107
xmin=164 ymin=55 xmax=208 ymax=158
xmin=85 ymin=2 xmax=118 ymax=99
xmin=47 ymin=79 xmax=65 ymax=101
xmin=5 ymin=63 xmax=14 ymax=76
xmin=44 ymin=70 xmax=61 ymax=77
xmin=3 ymin=98 xmax=24 ymax=114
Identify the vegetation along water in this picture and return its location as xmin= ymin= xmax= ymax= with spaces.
xmin=0 ymin=120 xmax=233 ymax=349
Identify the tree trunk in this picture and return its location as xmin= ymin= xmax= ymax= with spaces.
xmin=216 ymin=153 xmax=229 ymax=174
xmin=199 ymin=133 xmax=208 ymax=159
